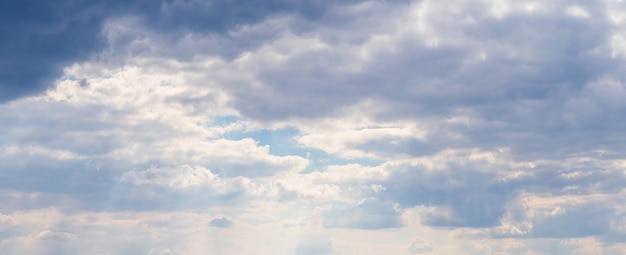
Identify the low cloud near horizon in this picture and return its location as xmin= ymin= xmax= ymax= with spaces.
xmin=2 ymin=0 xmax=626 ymax=254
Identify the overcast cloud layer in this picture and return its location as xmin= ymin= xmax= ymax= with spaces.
xmin=2 ymin=0 xmax=626 ymax=254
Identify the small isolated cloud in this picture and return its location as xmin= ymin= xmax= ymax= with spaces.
xmin=209 ymin=217 xmax=234 ymax=228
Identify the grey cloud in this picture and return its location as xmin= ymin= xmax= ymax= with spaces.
xmin=2 ymin=1 xmax=626 ymax=252
xmin=220 ymin=0 xmax=626 ymax=161
xmin=230 ymin=0 xmax=612 ymax=117
xmin=529 ymin=204 xmax=612 ymax=238
xmin=381 ymin=151 xmax=626 ymax=229
xmin=323 ymin=197 xmax=404 ymax=229
xmin=0 ymin=0 xmax=365 ymax=103
xmin=381 ymin=158 xmax=511 ymax=227
xmin=0 ymin=218 xmax=35 ymax=241
xmin=352 ymin=137 xmax=435 ymax=158
xmin=208 ymin=217 xmax=233 ymax=228
xmin=0 ymin=1 xmax=109 ymax=102
xmin=140 ymin=0 xmax=320 ymax=34
xmin=204 ymin=0 xmax=626 ymax=234
xmin=0 ymin=152 xmax=243 ymax=213
xmin=294 ymin=235 xmax=334 ymax=255
xmin=0 ymin=78 xmax=306 ymax=211
xmin=0 ymin=155 xmax=112 ymax=197
xmin=0 ymin=101 xmax=123 ymax=156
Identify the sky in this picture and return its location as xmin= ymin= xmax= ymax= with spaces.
xmin=1 ymin=0 xmax=626 ymax=254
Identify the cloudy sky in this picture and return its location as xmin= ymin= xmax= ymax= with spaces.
xmin=2 ymin=0 xmax=626 ymax=254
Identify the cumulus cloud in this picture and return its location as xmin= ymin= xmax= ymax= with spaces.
xmin=221 ymin=0 xmax=613 ymax=123
xmin=3 ymin=0 xmax=626 ymax=254
xmin=0 ymin=58 xmax=309 ymax=212
xmin=0 ymin=0 xmax=349 ymax=103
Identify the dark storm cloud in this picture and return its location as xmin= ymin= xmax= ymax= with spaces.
xmin=0 ymin=1 xmax=108 ymax=102
xmin=0 ymin=0 xmax=361 ymax=103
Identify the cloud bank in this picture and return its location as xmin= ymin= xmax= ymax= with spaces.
xmin=2 ymin=0 xmax=626 ymax=254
